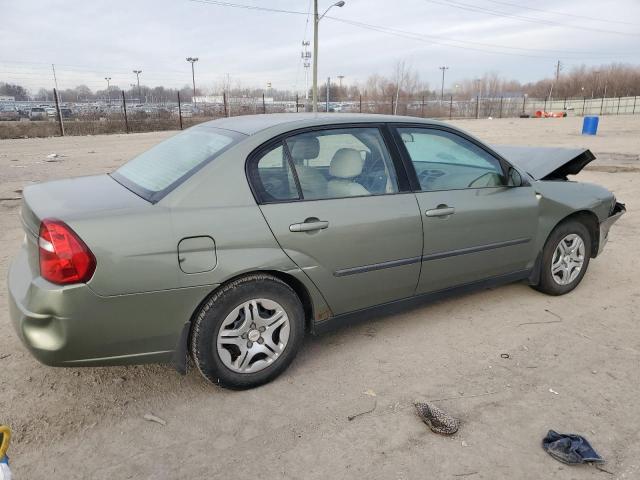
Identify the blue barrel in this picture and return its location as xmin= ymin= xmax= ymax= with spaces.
xmin=582 ymin=116 xmax=599 ymax=135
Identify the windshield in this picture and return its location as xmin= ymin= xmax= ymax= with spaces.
xmin=112 ymin=126 xmax=245 ymax=202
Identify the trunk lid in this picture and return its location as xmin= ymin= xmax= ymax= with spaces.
xmin=21 ymin=174 xmax=149 ymax=236
xmin=492 ymin=145 xmax=596 ymax=180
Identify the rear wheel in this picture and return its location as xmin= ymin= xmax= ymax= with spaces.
xmin=533 ymin=219 xmax=592 ymax=296
xmin=190 ymin=274 xmax=304 ymax=389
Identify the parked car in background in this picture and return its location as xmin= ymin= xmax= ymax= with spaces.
xmin=45 ymin=107 xmax=57 ymax=118
xmin=0 ymin=105 xmax=20 ymax=121
xmin=60 ymin=108 xmax=73 ymax=119
xmin=28 ymin=107 xmax=47 ymax=120
xmin=8 ymin=113 xmax=625 ymax=390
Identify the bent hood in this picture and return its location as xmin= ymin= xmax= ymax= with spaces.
xmin=492 ymin=145 xmax=596 ymax=180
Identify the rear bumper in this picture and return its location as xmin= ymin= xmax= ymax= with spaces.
xmin=8 ymin=247 xmax=217 ymax=367
xmin=597 ymin=202 xmax=626 ymax=256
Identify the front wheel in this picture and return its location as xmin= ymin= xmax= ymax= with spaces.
xmin=533 ymin=220 xmax=592 ymax=296
xmin=190 ymin=274 xmax=305 ymax=389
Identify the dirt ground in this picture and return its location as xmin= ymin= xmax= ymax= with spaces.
xmin=0 ymin=116 xmax=638 ymax=479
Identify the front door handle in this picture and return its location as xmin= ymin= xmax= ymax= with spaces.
xmin=425 ymin=206 xmax=456 ymax=217
xmin=289 ymin=220 xmax=329 ymax=232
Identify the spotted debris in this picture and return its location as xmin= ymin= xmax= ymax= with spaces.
xmin=414 ymin=402 xmax=460 ymax=435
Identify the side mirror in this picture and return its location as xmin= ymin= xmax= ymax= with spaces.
xmin=508 ymin=167 xmax=523 ymax=187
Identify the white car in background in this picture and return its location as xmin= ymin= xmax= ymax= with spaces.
xmin=28 ymin=107 xmax=47 ymax=120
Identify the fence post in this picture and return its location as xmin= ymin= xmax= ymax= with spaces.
xmin=296 ymin=94 xmax=299 ymax=113
xmin=600 ymin=95 xmax=605 ymax=115
xmin=223 ymin=92 xmax=228 ymax=117
xmin=121 ymin=90 xmax=129 ymax=134
xmin=475 ymin=95 xmax=479 ymax=119
xmin=543 ymin=98 xmax=547 ymax=114
xmin=449 ymin=95 xmax=453 ymax=120
xmin=582 ymin=96 xmax=586 ymax=116
xmin=359 ymin=94 xmax=362 ymax=113
xmin=617 ymin=96 xmax=621 ymax=115
xmin=262 ymin=93 xmax=266 ymax=114
xmin=522 ymin=95 xmax=526 ymax=115
xmin=421 ymin=95 xmax=425 ymax=117
xmin=177 ymin=91 xmax=183 ymax=130
xmin=53 ymin=87 xmax=65 ymax=136
xmin=563 ymin=97 xmax=567 ymax=110
xmin=634 ymin=96 xmax=637 ymax=115
xmin=498 ymin=96 xmax=503 ymax=118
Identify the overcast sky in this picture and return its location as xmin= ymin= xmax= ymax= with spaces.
xmin=1 ymin=0 xmax=639 ymax=93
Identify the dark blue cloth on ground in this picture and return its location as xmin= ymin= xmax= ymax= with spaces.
xmin=542 ymin=430 xmax=604 ymax=465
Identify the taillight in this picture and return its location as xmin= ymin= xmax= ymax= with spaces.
xmin=38 ymin=219 xmax=96 ymax=285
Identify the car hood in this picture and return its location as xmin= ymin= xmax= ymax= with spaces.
xmin=492 ymin=145 xmax=596 ymax=180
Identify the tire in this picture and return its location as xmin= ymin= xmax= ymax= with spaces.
xmin=533 ymin=219 xmax=592 ymax=296
xmin=190 ymin=274 xmax=305 ymax=389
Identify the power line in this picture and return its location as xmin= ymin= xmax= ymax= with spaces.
xmin=325 ymin=16 xmax=636 ymax=60
xmin=187 ymin=0 xmax=637 ymax=59
xmin=480 ymin=0 xmax=640 ymax=27
xmin=188 ymin=0 xmax=308 ymax=15
xmin=423 ymin=0 xmax=640 ymax=37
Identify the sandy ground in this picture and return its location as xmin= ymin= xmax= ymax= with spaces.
xmin=0 ymin=116 xmax=638 ymax=479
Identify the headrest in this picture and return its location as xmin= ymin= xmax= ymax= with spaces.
xmin=329 ymin=148 xmax=364 ymax=179
xmin=289 ymin=136 xmax=320 ymax=161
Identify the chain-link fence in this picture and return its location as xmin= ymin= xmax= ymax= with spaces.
xmin=1 ymin=90 xmax=638 ymax=139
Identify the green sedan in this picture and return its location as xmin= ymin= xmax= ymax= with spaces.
xmin=8 ymin=114 xmax=625 ymax=389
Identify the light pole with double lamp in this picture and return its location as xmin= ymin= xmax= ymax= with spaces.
xmin=133 ymin=70 xmax=142 ymax=103
xmin=312 ymin=1 xmax=345 ymax=112
xmin=186 ymin=57 xmax=199 ymax=105
xmin=104 ymin=77 xmax=111 ymax=104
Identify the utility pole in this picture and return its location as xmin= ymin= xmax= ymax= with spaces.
xmin=337 ymin=75 xmax=344 ymax=88
xmin=326 ymin=76 xmax=330 ymax=112
xmin=549 ymin=60 xmax=561 ymax=103
xmin=105 ymin=77 xmax=111 ymax=104
xmin=133 ymin=70 xmax=142 ymax=103
xmin=51 ymin=64 xmax=59 ymax=91
xmin=312 ymin=1 xmax=346 ymax=113
xmin=439 ymin=66 xmax=449 ymax=101
xmin=52 ymin=64 xmax=60 ymax=103
xmin=302 ymin=41 xmax=311 ymax=101
xmin=186 ymin=57 xmax=199 ymax=104
xmin=312 ymin=1 xmax=319 ymax=112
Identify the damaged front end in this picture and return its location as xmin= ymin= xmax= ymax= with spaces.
xmin=598 ymin=201 xmax=626 ymax=255
xmin=493 ymin=144 xmax=627 ymax=257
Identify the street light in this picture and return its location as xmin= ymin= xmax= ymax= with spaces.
xmin=439 ymin=66 xmax=449 ymax=101
xmin=312 ymin=1 xmax=346 ymax=112
xmin=104 ymin=77 xmax=111 ymax=104
xmin=133 ymin=70 xmax=142 ymax=103
xmin=186 ymin=57 xmax=199 ymax=104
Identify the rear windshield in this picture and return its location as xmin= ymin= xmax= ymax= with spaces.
xmin=111 ymin=126 xmax=245 ymax=202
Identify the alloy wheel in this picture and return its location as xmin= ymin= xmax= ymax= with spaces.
xmin=551 ymin=233 xmax=586 ymax=286
xmin=216 ymin=298 xmax=290 ymax=373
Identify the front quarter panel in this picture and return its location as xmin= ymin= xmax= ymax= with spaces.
xmin=532 ymin=180 xmax=615 ymax=253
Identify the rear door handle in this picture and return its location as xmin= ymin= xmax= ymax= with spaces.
xmin=425 ymin=206 xmax=455 ymax=217
xmin=289 ymin=220 xmax=329 ymax=232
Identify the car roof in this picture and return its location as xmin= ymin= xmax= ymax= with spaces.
xmin=197 ymin=113 xmax=448 ymax=135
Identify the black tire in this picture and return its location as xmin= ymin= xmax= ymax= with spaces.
xmin=190 ymin=274 xmax=305 ymax=390
xmin=533 ymin=219 xmax=592 ymax=296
